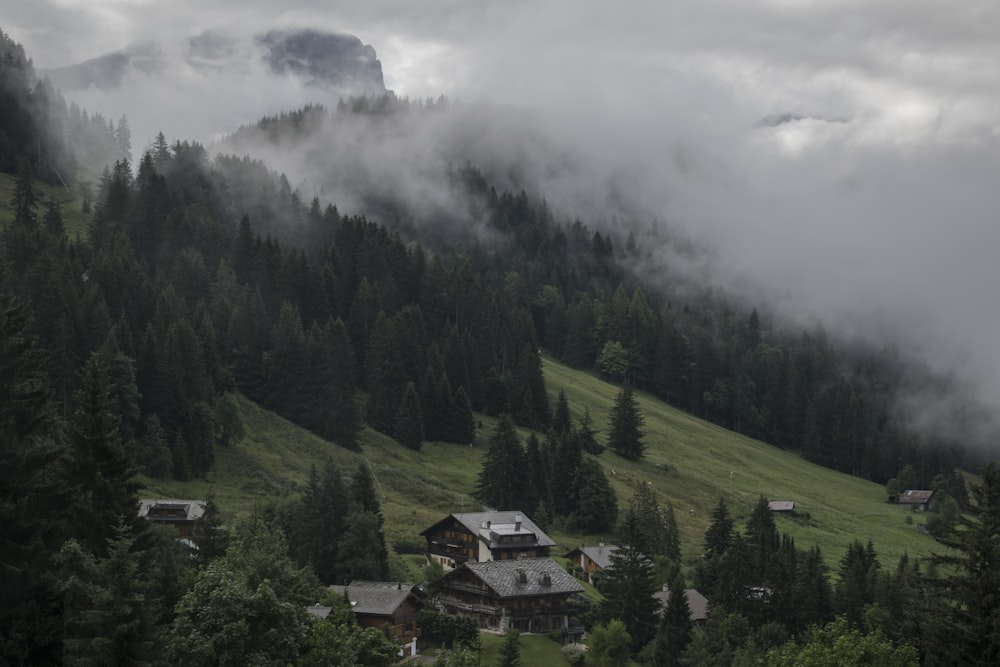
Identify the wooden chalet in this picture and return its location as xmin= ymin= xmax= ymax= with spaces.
xmin=137 ymin=499 xmax=206 ymax=537
xmin=652 ymin=586 xmax=710 ymax=623
xmin=564 ymin=544 xmax=619 ymax=584
xmin=421 ymin=511 xmax=555 ymax=570
xmin=436 ymin=556 xmax=585 ymax=639
xmin=329 ymin=581 xmax=424 ymax=656
xmin=898 ymin=489 xmax=934 ymax=511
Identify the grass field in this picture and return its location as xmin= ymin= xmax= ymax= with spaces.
xmin=141 ymin=342 xmax=940 ymax=578
xmin=0 ymin=172 xmax=93 ymax=239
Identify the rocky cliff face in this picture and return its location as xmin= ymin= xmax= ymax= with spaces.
xmin=42 ymin=28 xmax=388 ymax=96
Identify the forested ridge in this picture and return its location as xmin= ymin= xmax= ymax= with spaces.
xmin=3 ymin=27 xmax=999 ymax=665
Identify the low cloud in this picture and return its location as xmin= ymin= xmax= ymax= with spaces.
xmin=8 ymin=1 xmax=1000 ymax=447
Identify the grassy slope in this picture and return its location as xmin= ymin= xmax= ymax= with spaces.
xmin=142 ymin=353 xmax=939 ymax=574
xmin=0 ymin=172 xmax=92 ymax=239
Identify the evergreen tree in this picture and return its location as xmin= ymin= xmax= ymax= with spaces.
xmin=496 ymin=628 xmax=521 ymax=667
xmin=653 ymin=573 xmax=693 ymax=667
xmin=53 ymin=517 xmax=155 ymax=667
xmin=552 ymin=389 xmax=571 ymax=434
xmin=607 ymin=380 xmax=645 ymax=460
xmin=601 ymin=505 xmax=659 ymax=652
xmin=10 ymin=160 xmax=39 ymax=228
xmin=704 ymin=497 xmax=734 ymax=558
xmin=193 ymin=491 xmax=228 ymax=566
xmin=574 ymin=458 xmax=618 ymax=533
xmin=394 ymin=380 xmax=424 ymax=450
xmin=928 ymin=463 xmax=1000 ymax=666
xmin=475 ymin=415 xmax=527 ymax=510
xmin=0 ymin=266 xmax=67 ymax=665
xmin=351 ymin=462 xmax=389 ymax=580
xmin=63 ymin=353 xmax=142 ymax=555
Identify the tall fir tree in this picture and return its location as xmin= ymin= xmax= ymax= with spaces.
xmin=601 ymin=503 xmax=660 ymax=653
xmin=653 ymin=573 xmax=694 ymax=667
xmin=475 ymin=415 xmax=526 ymax=510
xmin=607 ymin=380 xmax=645 ymax=460
xmin=62 ymin=353 xmax=142 ymax=556
xmin=927 ymin=463 xmax=1000 ymax=666
xmin=394 ymin=380 xmax=425 ymax=450
xmin=0 ymin=264 xmax=67 ymax=665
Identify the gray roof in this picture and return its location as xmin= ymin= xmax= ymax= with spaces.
xmin=305 ymin=605 xmax=332 ymax=619
xmin=566 ymin=544 xmax=619 ymax=569
xmin=899 ymin=490 xmax=934 ymax=504
xmin=329 ymin=581 xmax=420 ymax=616
xmin=768 ymin=501 xmax=795 ymax=512
xmin=459 ymin=557 xmax=584 ymax=599
xmin=138 ymin=499 xmax=206 ymax=521
xmin=652 ymin=588 xmax=710 ymax=621
xmin=430 ymin=511 xmax=556 ymax=547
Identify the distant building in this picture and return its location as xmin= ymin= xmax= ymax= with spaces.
xmin=898 ymin=490 xmax=934 ymax=511
xmin=652 ymin=586 xmax=709 ymax=623
xmin=137 ymin=499 xmax=206 ymax=537
xmin=435 ymin=556 xmax=584 ymax=639
xmin=564 ymin=544 xmax=619 ymax=584
xmin=421 ymin=511 xmax=555 ymax=570
xmin=329 ymin=581 xmax=425 ymax=657
xmin=767 ymin=501 xmax=795 ymax=514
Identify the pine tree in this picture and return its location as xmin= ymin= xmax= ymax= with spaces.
xmin=575 ymin=458 xmax=618 ymax=533
xmin=475 ymin=415 xmax=527 ymax=510
xmin=552 ymin=389 xmax=571 ymax=434
xmin=54 ymin=517 xmax=155 ymax=667
xmin=0 ymin=266 xmax=67 ymax=665
xmin=496 ymin=628 xmax=521 ymax=667
xmin=394 ymin=380 xmax=425 ymax=450
xmin=928 ymin=463 xmax=1000 ymax=666
xmin=63 ymin=353 xmax=142 ymax=555
xmin=10 ymin=160 xmax=39 ymax=228
xmin=653 ymin=573 xmax=694 ymax=667
xmin=704 ymin=497 xmax=734 ymax=558
xmin=601 ymin=504 xmax=659 ymax=652
xmin=352 ymin=462 xmax=389 ymax=579
xmin=607 ymin=380 xmax=645 ymax=460
xmin=193 ymin=491 xmax=228 ymax=565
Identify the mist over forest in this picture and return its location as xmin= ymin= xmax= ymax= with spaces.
xmin=3 ymin=4 xmax=1000 ymax=665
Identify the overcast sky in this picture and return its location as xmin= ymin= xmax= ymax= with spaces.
xmin=7 ymin=1 xmax=1000 ymax=441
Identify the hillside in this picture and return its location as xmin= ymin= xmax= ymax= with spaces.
xmin=141 ymin=352 xmax=940 ymax=573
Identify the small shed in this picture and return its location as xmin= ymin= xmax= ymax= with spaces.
xmin=898 ymin=490 xmax=934 ymax=511
xmin=767 ymin=501 xmax=795 ymax=514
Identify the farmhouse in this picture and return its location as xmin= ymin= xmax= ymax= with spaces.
xmin=652 ymin=586 xmax=710 ymax=623
xmin=137 ymin=499 xmax=206 ymax=537
xmin=328 ymin=581 xmax=424 ymax=656
xmin=564 ymin=543 xmax=619 ymax=584
xmin=898 ymin=489 xmax=934 ymax=511
xmin=435 ymin=556 xmax=584 ymax=639
xmin=421 ymin=511 xmax=555 ymax=570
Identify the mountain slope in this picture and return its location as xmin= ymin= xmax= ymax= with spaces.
xmin=141 ymin=353 xmax=940 ymax=571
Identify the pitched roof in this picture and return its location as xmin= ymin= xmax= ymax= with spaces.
xmin=652 ymin=588 xmax=709 ymax=621
xmin=768 ymin=501 xmax=795 ymax=512
xmin=421 ymin=511 xmax=556 ymax=547
xmin=565 ymin=544 xmax=620 ymax=569
xmin=328 ymin=581 xmax=421 ymax=617
xmin=454 ymin=557 xmax=583 ymax=599
xmin=305 ymin=604 xmax=332 ymax=619
xmin=899 ymin=490 xmax=934 ymax=504
xmin=137 ymin=499 xmax=206 ymax=521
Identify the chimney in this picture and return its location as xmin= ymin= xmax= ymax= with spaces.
xmin=514 ymin=514 xmax=522 ymax=531
xmin=397 ymin=582 xmax=402 ymax=590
